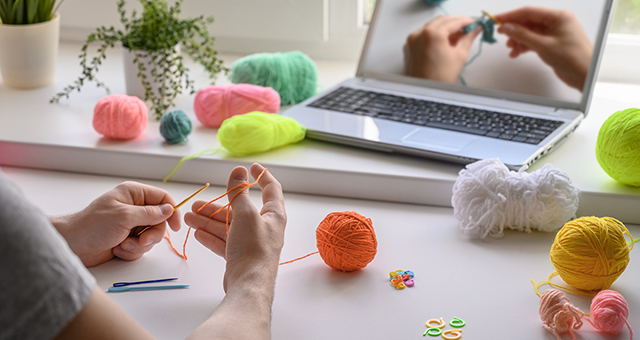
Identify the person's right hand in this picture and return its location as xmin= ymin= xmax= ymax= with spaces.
xmin=495 ymin=7 xmax=593 ymax=91
xmin=51 ymin=181 xmax=180 ymax=267
xmin=404 ymin=15 xmax=482 ymax=83
xmin=184 ymin=163 xmax=286 ymax=293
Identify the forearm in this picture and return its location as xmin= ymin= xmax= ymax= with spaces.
xmin=55 ymin=287 xmax=156 ymax=340
xmin=188 ymin=266 xmax=278 ymax=340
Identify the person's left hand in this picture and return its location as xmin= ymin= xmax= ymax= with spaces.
xmin=51 ymin=181 xmax=181 ymax=267
xmin=404 ymin=15 xmax=482 ymax=83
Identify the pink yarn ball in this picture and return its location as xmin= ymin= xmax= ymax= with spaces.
xmin=93 ymin=94 xmax=148 ymax=140
xmin=587 ymin=290 xmax=633 ymax=336
xmin=194 ymin=84 xmax=280 ymax=128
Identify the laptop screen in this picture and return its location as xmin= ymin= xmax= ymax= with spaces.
xmin=358 ymin=0 xmax=613 ymax=112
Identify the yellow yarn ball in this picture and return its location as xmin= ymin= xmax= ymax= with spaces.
xmin=550 ymin=216 xmax=632 ymax=292
xmin=217 ymin=111 xmax=306 ymax=156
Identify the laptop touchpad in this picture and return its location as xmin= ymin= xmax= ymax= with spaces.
xmin=401 ymin=128 xmax=475 ymax=152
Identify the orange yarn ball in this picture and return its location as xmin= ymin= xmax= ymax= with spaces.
xmin=316 ymin=211 xmax=377 ymax=272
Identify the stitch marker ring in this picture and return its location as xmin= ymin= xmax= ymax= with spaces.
xmin=423 ymin=327 xmax=443 ymax=337
xmin=425 ymin=317 xmax=446 ymax=329
xmin=450 ymin=317 xmax=465 ymax=328
xmin=442 ymin=329 xmax=462 ymax=340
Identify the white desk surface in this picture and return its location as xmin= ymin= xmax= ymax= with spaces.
xmin=3 ymin=166 xmax=638 ymax=340
xmin=1 ymin=41 xmax=640 ymax=338
xmin=1 ymin=42 xmax=640 ymax=222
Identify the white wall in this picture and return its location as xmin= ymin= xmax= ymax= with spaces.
xmin=58 ymin=0 xmax=368 ymax=61
xmin=57 ymin=0 xmax=640 ymax=84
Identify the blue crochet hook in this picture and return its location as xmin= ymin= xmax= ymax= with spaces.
xmin=107 ymin=284 xmax=190 ymax=293
xmin=112 ymin=277 xmax=178 ymax=287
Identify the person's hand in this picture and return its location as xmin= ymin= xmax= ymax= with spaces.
xmin=184 ymin=163 xmax=286 ymax=293
xmin=403 ymin=15 xmax=482 ymax=83
xmin=495 ymin=7 xmax=593 ymax=90
xmin=51 ymin=182 xmax=180 ymax=267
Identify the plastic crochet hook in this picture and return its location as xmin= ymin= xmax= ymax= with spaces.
xmin=107 ymin=284 xmax=190 ymax=293
xmin=112 ymin=277 xmax=178 ymax=287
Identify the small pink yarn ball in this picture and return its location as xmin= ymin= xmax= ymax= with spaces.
xmin=194 ymin=84 xmax=280 ymax=128
xmin=93 ymin=94 xmax=148 ymax=140
xmin=588 ymin=290 xmax=632 ymax=336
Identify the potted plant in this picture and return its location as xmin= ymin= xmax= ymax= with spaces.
xmin=50 ymin=0 xmax=226 ymax=120
xmin=0 ymin=0 xmax=62 ymax=88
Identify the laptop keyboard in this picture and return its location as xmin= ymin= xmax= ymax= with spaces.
xmin=307 ymin=87 xmax=563 ymax=145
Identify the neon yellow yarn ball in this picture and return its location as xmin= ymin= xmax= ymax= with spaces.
xmin=596 ymin=108 xmax=640 ymax=186
xmin=217 ymin=111 xmax=306 ymax=156
xmin=550 ymin=216 xmax=632 ymax=293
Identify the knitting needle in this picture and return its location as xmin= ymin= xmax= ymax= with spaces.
xmin=481 ymin=10 xmax=502 ymax=25
xmin=136 ymin=183 xmax=210 ymax=236
xmin=107 ymin=284 xmax=190 ymax=293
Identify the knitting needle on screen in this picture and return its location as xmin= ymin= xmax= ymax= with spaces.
xmin=481 ymin=10 xmax=502 ymax=25
xmin=136 ymin=183 xmax=210 ymax=236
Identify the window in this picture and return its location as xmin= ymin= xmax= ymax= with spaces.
xmin=610 ymin=0 xmax=640 ymax=34
xmin=362 ymin=0 xmax=376 ymax=25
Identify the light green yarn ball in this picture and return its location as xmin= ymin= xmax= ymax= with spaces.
xmin=595 ymin=108 xmax=640 ymax=186
xmin=217 ymin=111 xmax=306 ymax=156
xmin=230 ymin=51 xmax=318 ymax=106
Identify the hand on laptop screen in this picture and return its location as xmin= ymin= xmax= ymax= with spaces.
xmin=403 ymin=16 xmax=483 ymax=83
xmin=494 ymin=7 xmax=593 ymax=91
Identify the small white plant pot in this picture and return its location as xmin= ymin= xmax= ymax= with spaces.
xmin=122 ymin=45 xmax=181 ymax=100
xmin=0 ymin=13 xmax=60 ymax=89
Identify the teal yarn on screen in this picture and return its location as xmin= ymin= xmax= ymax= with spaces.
xmin=423 ymin=0 xmax=448 ymax=15
xmin=596 ymin=108 xmax=640 ymax=186
xmin=459 ymin=14 xmax=498 ymax=85
xmin=160 ymin=110 xmax=192 ymax=144
xmin=463 ymin=15 xmax=497 ymax=44
xmin=230 ymin=51 xmax=318 ymax=106
xmin=423 ymin=0 xmax=447 ymax=5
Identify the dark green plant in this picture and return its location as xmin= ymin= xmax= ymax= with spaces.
xmin=50 ymin=0 xmax=227 ymax=120
xmin=0 ymin=0 xmax=62 ymax=25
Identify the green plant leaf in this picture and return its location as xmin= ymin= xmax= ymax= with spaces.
xmin=11 ymin=0 xmax=24 ymax=25
xmin=37 ymin=0 xmax=48 ymax=22
xmin=27 ymin=0 xmax=38 ymax=24
xmin=0 ymin=1 xmax=9 ymax=23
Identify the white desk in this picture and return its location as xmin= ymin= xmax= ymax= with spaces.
xmin=1 ymin=41 xmax=639 ymax=339
xmin=3 ymin=166 xmax=638 ymax=340
xmin=1 ymin=43 xmax=640 ymax=224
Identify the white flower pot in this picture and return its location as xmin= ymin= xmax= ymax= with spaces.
xmin=122 ymin=45 xmax=181 ymax=100
xmin=0 ymin=13 xmax=60 ymax=89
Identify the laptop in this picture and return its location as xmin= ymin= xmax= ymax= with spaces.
xmin=283 ymin=0 xmax=615 ymax=169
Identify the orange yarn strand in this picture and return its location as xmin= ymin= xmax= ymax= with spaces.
xmin=279 ymin=251 xmax=319 ymax=265
xmin=164 ymin=229 xmax=187 ymax=260
xmin=165 ymin=168 xmax=268 ymax=259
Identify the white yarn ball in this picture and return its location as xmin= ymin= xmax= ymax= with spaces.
xmin=452 ymin=158 xmax=579 ymax=239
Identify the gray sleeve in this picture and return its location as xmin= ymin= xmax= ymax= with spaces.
xmin=0 ymin=174 xmax=96 ymax=340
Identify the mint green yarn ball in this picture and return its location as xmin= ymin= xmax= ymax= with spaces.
xmin=596 ymin=108 xmax=640 ymax=186
xmin=230 ymin=51 xmax=318 ymax=106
